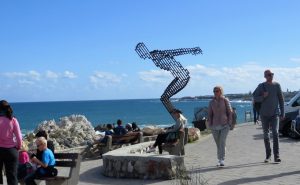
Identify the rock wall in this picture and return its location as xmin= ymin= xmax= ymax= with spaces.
xmin=102 ymin=142 xmax=186 ymax=180
xmin=25 ymin=115 xmax=96 ymax=151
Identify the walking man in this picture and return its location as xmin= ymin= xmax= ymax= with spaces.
xmin=253 ymin=69 xmax=284 ymax=163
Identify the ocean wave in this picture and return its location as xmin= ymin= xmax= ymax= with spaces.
xmin=230 ymin=100 xmax=251 ymax=103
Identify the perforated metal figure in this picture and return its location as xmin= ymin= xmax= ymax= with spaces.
xmin=135 ymin=42 xmax=202 ymax=120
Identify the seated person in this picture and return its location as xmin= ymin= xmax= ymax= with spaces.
xmin=105 ymin=124 xmax=114 ymax=135
xmin=147 ymin=109 xmax=187 ymax=154
xmin=25 ymin=137 xmax=56 ymax=185
xmin=18 ymin=141 xmax=32 ymax=180
xmin=125 ymin=123 xmax=133 ymax=132
xmin=132 ymin=122 xmax=141 ymax=132
xmin=100 ymin=124 xmax=114 ymax=143
xmin=33 ymin=130 xmax=55 ymax=161
xmin=113 ymin=119 xmax=127 ymax=136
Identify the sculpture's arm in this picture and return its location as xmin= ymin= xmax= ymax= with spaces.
xmin=152 ymin=47 xmax=202 ymax=58
xmin=135 ymin=42 xmax=152 ymax=59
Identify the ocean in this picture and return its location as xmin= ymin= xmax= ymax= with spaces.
xmin=10 ymin=99 xmax=253 ymax=134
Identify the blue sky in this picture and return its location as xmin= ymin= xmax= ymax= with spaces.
xmin=1 ymin=0 xmax=300 ymax=102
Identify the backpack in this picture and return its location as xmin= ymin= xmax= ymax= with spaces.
xmin=254 ymin=102 xmax=261 ymax=113
xmin=253 ymin=83 xmax=266 ymax=113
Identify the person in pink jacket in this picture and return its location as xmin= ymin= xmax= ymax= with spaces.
xmin=208 ymin=86 xmax=232 ymax=167
xmin=0 ymin=100 xmax=22 ymax=185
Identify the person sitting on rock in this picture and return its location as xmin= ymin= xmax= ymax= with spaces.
xmin=113 ymin=119 xmax=127 ymax=136
xmin=24 ymin=137 xmax=57 ymax=185
xmin=132 ymin=122 xmax=141 ymax=132
xmin=147 ymin=109 xmax=187 ymax=154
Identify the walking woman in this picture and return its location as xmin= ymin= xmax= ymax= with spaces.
xmin=208 ymin=86 xmax=232 ymax=167
xmin=0 ymin=100 xmax=22 ymax=185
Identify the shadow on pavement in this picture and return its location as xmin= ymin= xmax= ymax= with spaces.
xmin=189 ymin=162 xmax=266 ymax=174
xmin=253 ymin=132 xmax=300 ymax=143
xmin=253 ymin=133 xmax=264 ymax=140
xmin=279 ymin=137 xmax=300 ymax=143
xmin=79 ymin=166 xmax=165 ymax=185
xmin=218 ymin=170 xmax=300 ymax=185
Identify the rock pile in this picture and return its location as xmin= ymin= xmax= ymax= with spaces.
xmin=141 ymin=126 xmax=164 ymax=136
xmin=188 ymin=128 xmax=201 ymax=142
xmin=102 ymin=142 xmax=186 ymax=179
xmin=25 ymin=115 xmax=96 ymax=151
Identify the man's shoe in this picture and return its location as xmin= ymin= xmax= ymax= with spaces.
xmin=219 ymin=160 xmax=225 ymax=167
xmin=264 ymin=157 xmax=271 ymax=163
xmin=274 ymin=158 xmax=281 ymax=164
xmin=216 ymin=160 xmax=221 ymax=167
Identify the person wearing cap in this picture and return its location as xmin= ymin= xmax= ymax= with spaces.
xmin=147 ymin=109 xmax=187 ymax=154
xmin=125 ymin=123 xmax=133 ymax=132
xmin=208 ymin=86 xmax=232 ymax=167
xmin=253 ymin=69 xmax=284 ymax=164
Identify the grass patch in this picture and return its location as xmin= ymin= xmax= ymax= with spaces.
xmin=172 ymin=167 xmax=209 ymax=185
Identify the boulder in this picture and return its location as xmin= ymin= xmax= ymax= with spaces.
xmin=188 ymin=128 xmax=201 ymax=142
xmin=25 ymin=115 xmax=96 ymax=151
xmin=142 ymin=126 xmax=164 ymax=136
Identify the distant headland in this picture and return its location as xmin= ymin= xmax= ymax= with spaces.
xmin=178 ymin=91 xmax=299 ymax=102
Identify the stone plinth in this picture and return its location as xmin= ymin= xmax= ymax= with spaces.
xmin=102 ymin=142 xmax=185 ymax=180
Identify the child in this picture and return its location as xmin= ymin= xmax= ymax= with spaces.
xmin=17 ymin=141 xmax=32 ymax=180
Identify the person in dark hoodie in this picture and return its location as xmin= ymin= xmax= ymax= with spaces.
xmin=113 ymin=119 xmax=127 ymax=136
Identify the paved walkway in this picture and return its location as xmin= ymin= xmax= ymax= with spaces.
xmin=2 ymin=123 xmax=299 ymax=185
xmin=183 ymin=123 xmax=300 ymax=185
xmin=78 ymin=123 xmax=300 ymax=185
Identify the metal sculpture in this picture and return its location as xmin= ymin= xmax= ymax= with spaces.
xmin=135 ymin=42 xmax=202 ymax=120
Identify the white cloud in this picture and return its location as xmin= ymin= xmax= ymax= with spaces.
xmin=187 ymin=64 xmax=222 ymax=77
xmin=18 ymin=79 xmax=35 ymax=86
xmin=63 ymin=71 xmax=77 ymax=79
xmin=90 ymin=71 xmax=122 ymax=88
xmin=3 ymin=72 xmax=27 ymax=78
xmin=139 ymin=64 xmax=300 ymax=94
xmin=46 ymin=70 xmax=77 ymax=79
xmin=28 ymin=70 xmax=41 ymax=80
xmin=2 ymin=70 xmax=77 ymax=88
xmin=3 ymin=70 xmax=41 ymax=80
xmin=138 ymin=70 xmax=172 ymax=83
xmin=46 ymin=70 xmax=59 ymax=79
xmin=4 ymin=70 xmax=77 ymax=81
xmin=290 ymin=57 xmax=300 ymax=62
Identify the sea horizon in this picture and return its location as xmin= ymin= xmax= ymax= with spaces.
xmin=10 ymin=94 xmax=253 ymax=104
xmin=10 ymin=99 xmax=252 ymax=134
